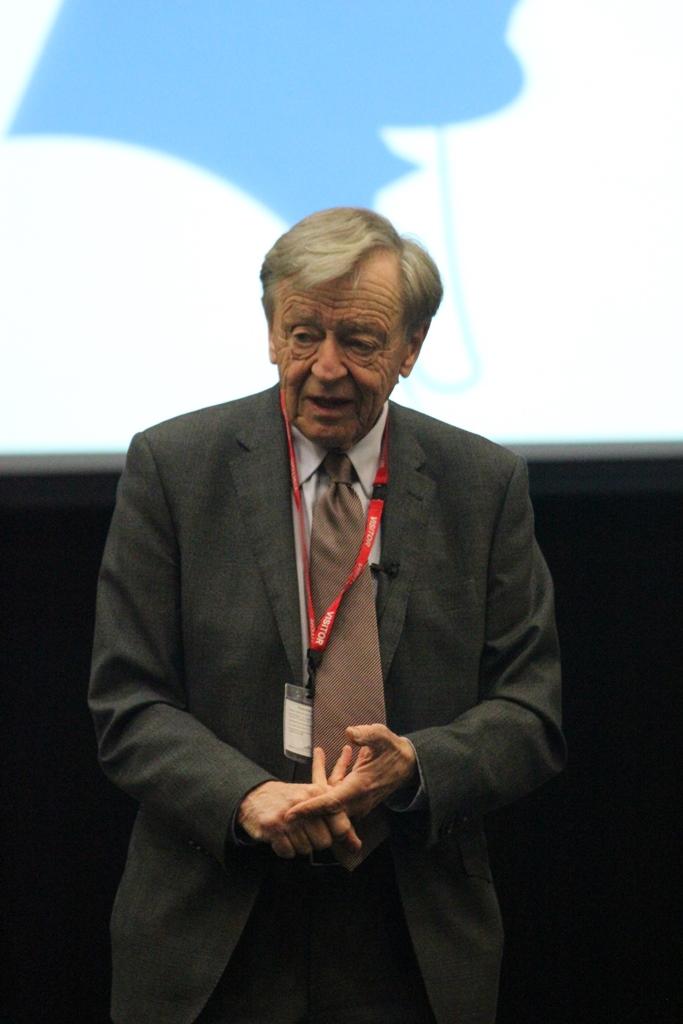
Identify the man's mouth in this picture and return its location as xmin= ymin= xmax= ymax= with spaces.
xmin=306 ymin=395 xmax=352 ymax=411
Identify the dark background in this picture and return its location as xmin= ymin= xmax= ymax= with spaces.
xmin=2 ymin=462 xmax=681 ymax=1024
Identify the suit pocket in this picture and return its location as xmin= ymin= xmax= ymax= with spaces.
xmin=457 ymin=828 xmax=493 ymax=882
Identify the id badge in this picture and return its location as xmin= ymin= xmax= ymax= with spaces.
xmin=283 ymin=683 xmax=312 ymax=762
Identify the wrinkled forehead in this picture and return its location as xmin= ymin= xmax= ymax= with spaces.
xmin=273 ymin=251 xmax=406 ymax=327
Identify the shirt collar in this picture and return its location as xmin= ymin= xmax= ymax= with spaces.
xmin=291 ymin=404 xmax=389 ymax=498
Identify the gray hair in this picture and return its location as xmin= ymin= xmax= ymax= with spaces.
xmin=260 ymin=207 xmax=443 ymax=335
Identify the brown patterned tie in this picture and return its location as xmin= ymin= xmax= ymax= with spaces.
xmin=310 ymin=452 xmax=388 ymax=868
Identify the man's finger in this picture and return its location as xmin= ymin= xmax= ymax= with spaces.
xmin=354 ymin=744 xmax=375 ymax=768
xmin=301 ymin=815 xmax=334 ymax=851
xmin=285 ymin=790 xmax=345 ymax=821
xmin=328 ymin=744 xmax=354 ymax=785
xmin=327 ymin=813 xmax=362 ymax=852
xmin=286 ymin=827 xmax=313 ymax=856
xmin=271 ymin=834 xmax=296 ymax=859
xmin=346 ymin=723 xmax=391 ymax=748
xmin=311 ymin=746 xmax=327 ymax=788
xmin=311 ymin=744 xmax=354 ymax=788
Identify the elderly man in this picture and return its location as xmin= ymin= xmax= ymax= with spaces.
xmin=90 ymin=207 xmax=564 ymax=1024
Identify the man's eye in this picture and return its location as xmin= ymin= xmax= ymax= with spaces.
xmin=292 ymin=331 xmax=315 ymax=346
xmin=348 ymin=338 xmax=374 ymax=355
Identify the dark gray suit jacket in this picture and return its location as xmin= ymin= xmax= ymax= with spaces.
xmin=89 ymin=385 xmax=565 ymax=1024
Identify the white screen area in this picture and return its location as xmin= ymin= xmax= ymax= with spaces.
xmin=1 ymin=0 xmax=681 ymax=466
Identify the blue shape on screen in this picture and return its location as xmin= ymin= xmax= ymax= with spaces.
xmin=9 ymin=0 xmax=523 ymax=223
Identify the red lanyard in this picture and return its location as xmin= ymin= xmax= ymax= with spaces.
xmin=279 ymin=391 xmax=388 ymax=684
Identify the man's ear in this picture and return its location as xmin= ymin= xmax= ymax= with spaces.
xmin=399 ymin=321 xmax=429 ymax=378
xmin=268 ymin=328 xmax=278 ymax=364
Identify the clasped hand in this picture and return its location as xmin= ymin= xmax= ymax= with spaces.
xmin=237 ymin=724 xmax=417 ymax=860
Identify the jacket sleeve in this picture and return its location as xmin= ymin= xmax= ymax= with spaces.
xmin=407 ymin=456 xmax=566 ymax=846
xmin=88 ymin=431 xmax=275 ymax=865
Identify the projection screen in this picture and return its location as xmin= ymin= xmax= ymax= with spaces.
xmin=1 ymin=0 xmax=681 ymax=472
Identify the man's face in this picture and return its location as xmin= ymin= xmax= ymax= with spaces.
xmin=269 ymin=250 xmax=426 ymax=450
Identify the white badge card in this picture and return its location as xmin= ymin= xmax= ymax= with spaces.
xmin=283 ymin=683 xmax=313 ymax=762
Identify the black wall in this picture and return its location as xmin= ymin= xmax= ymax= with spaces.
xmin=2 ymin=473 xmax=681 ymax=1023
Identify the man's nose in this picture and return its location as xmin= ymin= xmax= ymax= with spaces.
xmin=311 ymin=335 xmax=347 ymax=381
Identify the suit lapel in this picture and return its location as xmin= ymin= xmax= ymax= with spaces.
xmin=227 ymin=388 xmax=303 ymax=684
xmin=377 ymin=405 xmax=435 ymax=682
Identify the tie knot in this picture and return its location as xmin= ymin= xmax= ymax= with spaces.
xmin=323 ymin=452 xmax=355 ymax=485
